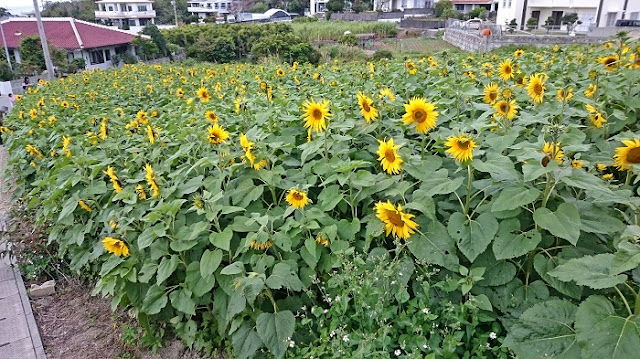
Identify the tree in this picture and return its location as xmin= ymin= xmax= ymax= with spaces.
xmin=286 ymin=0 xmax=307 ymax=14
xmin=561 ymin=13 xmax=581 ymax=34
xmin=468 ymin=7 xmax=487 ymax=20
xmin=326 ymin=0 xmax=345 ymax=12
xmin=0 ymin=7 xmax=11 ymax=16
xmin=544 ymin=16 xmax=555 ymax=33
xmin=441 ymin=8 xmax=461 ymax=20
xmin=19 ymin=36 xmax=66 ymax=74
xmin=41 ymin=0 xmax=95 ymax=21
xmin=526 ymin=17 xmax=538 ymax=30
xmin=434 ymin=0 xmax=452 ymax=18
xmin=141 ymin=24 xmax=168 ymax=57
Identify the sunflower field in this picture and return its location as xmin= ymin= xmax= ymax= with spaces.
xmin=4 ymin=38 xmax=640 ymax=358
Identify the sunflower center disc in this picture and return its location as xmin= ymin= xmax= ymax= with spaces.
xmin=500 ymin=103 xmax=507 ymax=113
xmin=414 ymin=110 xmax=426 ymax=123
xmin=458 ymin=140 xmax=470 ymax=150
xmin=490 ymin=92 xmax=497 ymax=101
xmin=313 ymin=109 xmax=322 ymax=119
xmin=363 ymin=102 xmax=370 ymax=112
xmin=627 ymin=147 xmax=640 ymax=164
xmin=534 ymin=84 xmax=543 ymax=94
xmin=386 ymin=210 xmax=405 ymax=226
xmin=384 ymin=149 xmax=396 ymax=162
xmin=292 ymin=192 xmax=304 ymax=201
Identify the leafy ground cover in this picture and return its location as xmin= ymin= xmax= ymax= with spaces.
xmin=291 ymin=20 xmax=397 ymax=42
xmin=3 ymin=37 xmax=640 ymax=358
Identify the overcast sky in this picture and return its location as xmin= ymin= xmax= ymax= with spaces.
xmin=4 ymin=0 xmax=60 ymax=15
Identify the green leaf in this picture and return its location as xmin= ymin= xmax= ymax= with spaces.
xmin=186 ymin=262 xmax=216 ymax=297
xmin=176 ymin=175 xmax=203 ymax=196
xmin=317 ymin=185 xmax=343 ymax=211
xmin=548 ymin=254 xmax=627 ymax=289
xmin=503 ymin=300 xmax=580 ymax=359
xmin=58 ymin=197 xmax=78 ymax=221
xmin=187 ymin=221 xmax=210 ymax=241
xmin=232 ymin=325 xmax=263 ymax=359
xmin=575 ymin=295 xmax=640 ymax=359
xmin=256 ymin=311 xmax=295 ymax=359
xmin=141 ymin=285 xmax=168 ymax=315
xmin=533 ymin=203 xmax=581 ymax=245
xmin=200 ymin=249 xmax=223 ymax=277
xmin=210 ymin=227 xmax=233 ymax=251
xmin=612 ymin=242 xmax=640 ymax=275
xmin=448 ymin=212 xmax=498 ymax=262
xmin=473 ymin=153 xmax=520 ymax=181
xmin=265 ymin=263 xmax=305 ymax=291
xmin=533 ymin=254 xmax=583 ymax=300
xmin=491 ymin=185 xmax=540 ymax=212
xmin=493 ymin=219 xmax=542 ymax=260
xmin=157 ymin=255 xmax=179 ymax=285
xmin=169 ymin=288 xmax=196 ymax=316
xmin=416 ymin=170 xmax=464 ymax=197
xmin=221 ymin=261 xmax=244 ymax=275
xmin=561 ymin=171 xmax=613 ymax=197
xmin=407 ymin=219 xmax=459 ymax=271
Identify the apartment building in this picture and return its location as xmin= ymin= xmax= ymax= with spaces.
xmin=95 ymin=0 xmax=156 ymax=27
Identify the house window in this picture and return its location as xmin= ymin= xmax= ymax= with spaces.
xmin=502 ymin=0 xmax=506 ymax=7
xmin=127 ymin=6 xmax=133 ymax=11
xmin=221 ymin=3 xmax=226 ymax=8
xmin=228 ymin=3 xmax=232 ymax=9
xmin=402 ymin=0 xmax=407 ymax=8
xmin=631 ymin=12 xmax=639 ymax=20
xmin=108 ymin=5 xmax=113 ymax=11
xmin=507 ymin=0 xmax=511 ymax=7
xmin=215 ymin=3 xmax=219 ymax=8
xmin=138 ymin=5 xmax=148 ymax=11
xmin=455 ymin=4 xmax=464 ymax=11
xmin=139 ymin=18 xmax=149 ymax=26
xmin=104 ymin=49 xmax=111 ymax=61
xmin=89 ymin=50 xmax=105 ymax=65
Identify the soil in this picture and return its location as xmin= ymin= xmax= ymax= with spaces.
xmin=31 ymin=279 xmax=207 ymax=359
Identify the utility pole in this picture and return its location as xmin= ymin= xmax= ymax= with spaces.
xmin=171 ymin=0 xmax=179 ymax=26
xmin=32 ymin=0 xmax=55 ymax=79
xmin=0 ymin=17 xmax=12 ymax=71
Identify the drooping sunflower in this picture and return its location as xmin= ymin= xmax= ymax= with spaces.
xmin=585 ymin=84 xmax=597 ymax=98
xmin=599 ymin=54 xmax=619 ymax=71
xmin=483 ymin=82 xmax=499 ymax=104
xmin=144 ymin=163 xmax=160 ymax=198
xmin=357 ymin=92 xmax=379 ymax=123
xmin=102 ymin=237 xmax=130 ymax=257
xmin=445 ymin=135 xmax=477 ymax=163
xmin=301 ymin=99 xmax=331 ymax=133
xmin=374 ymin=200 xmax=418 ymax=240
xmin=286 ymin=189 xmax=309 ymax=209
xmin=402 ymin=97 xmax=438 ymax=134
xmin=498 ymin=59 xmax=514 ymax=81
xmin=556 ymin=88 xmax=573 ymax=102
xmin=542 ymin=142 xmax=564 ymax=165
xmin=377 ymin=138 xmax=403 ymax=175
xmin=104 ymin=166 xmax=123 ymax=193
xmin=205 ymin=110 xmax=218 ymax=122
xmin=78 ymin=200 xmax=92 ymax=212
xmin=589 ymin=112 xmax=607 ymax=128
xmin=613 ymin=139 xmax=640 ymax=170
xmin=526 ymin=73 xmax=546 ymax=104
xmin=207 ymin=123 xmax=229 ymax=144
xmin=515 ymin=76 xmax=527 ymax=88
xmin=493 ymin=99 xmax=518 ymax=120
xmin=197 ymin=87 xmax=211 ymax=103
xmin=380 ymin=88 xmax=395 ymax=101
xmin=240 ymin=133 xmax=254 ymax=152
xmin=135 ymin=184 xmax=147 ymax=200
xmin=571 ymin=160 xmax=583 ymax=169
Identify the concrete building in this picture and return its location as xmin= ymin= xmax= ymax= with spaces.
xmin=496 ymin=0 xmax=640 ymax=30
xmin=0 ymin=17 xmax=138 ymax=70
xmin=452 ymin=0 xmax=498 ymax=14
xmin=187 ymin=0 xmax=235 ymax=18
xmin=95 ymin=0 xmax=156 ymax=28
xmin=372 ymin=0 xmax=435 ymax=12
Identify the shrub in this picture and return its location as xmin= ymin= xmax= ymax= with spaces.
xmin=292 ymin=16 xmax=319 ymax=23
xmin=372 ymin=49 xmax=393 ymax=60
xmin=338 ymin=33 xmax=358 ymax=47
xmin=434 ymin=0 xmax=452 ymax=18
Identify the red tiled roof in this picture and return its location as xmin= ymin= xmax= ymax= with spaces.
xmin=0 ymin=18 xmax=136 ymax=50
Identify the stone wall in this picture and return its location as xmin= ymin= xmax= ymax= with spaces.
xmin=444 ymin=28 xmax=611 ymax=52
xmin=400 ymin=19 xmax=445 ymax=29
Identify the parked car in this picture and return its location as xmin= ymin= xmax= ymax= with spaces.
xmin=465 ymin=18 xmax=483 ymax=30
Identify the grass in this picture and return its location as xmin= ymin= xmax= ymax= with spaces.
xmin=375 ymin=38 xmax=456 ymax=54
xmin=292 ymin=21 xmax=397 ymax=42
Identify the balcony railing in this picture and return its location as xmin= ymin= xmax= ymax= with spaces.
xmin=95 ymin=10 xmax=156 ymax=18
xmin=187 ymin=6 xmax=218 ymax=12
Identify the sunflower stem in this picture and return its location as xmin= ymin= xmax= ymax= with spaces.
xmin=323 ymin=129 xmax=329 ymax=160
xmin=463 ymin=165 xmax=473 ymax=216
xmin=625 ymin=171 xmax=632 ymax=186
xmin=614 ymin=285 xmax=633 ymax=317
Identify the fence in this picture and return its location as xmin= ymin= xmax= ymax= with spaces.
xmin=330 ymin=9 xmax=435 ymax=22
xmin=399 ymin=19 xmax=445 ymax=29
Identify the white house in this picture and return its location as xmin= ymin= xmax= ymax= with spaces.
xmin=373 ymin=0 xmax=435 ymax=12
xmin=496 ymin=0 xmax=640 ymax=30
xmin=187 ymin=0 xmax=235 ymax=17
xmin=451 ymin=0 xmax=497 ymax=14
xmin=95 ymin=0 xmax=156 ymax=28
xmin=0 ymin=17 xmax=139 ymax=71
xmin=309 ymin=0 xmax=329 ymax=15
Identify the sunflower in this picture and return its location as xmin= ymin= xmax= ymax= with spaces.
xmin=493 ymin=99 xmax=518 ymax=120
xmin=380 ymin=88 xmax=395 ymax=101
xmin=515 ymin=76 xmax=527 ymax=88
xmin=498 ymin=59 xmax=514 ymax=81
xmin=377 ymin=138 xmax=403 ymax=175
xmin=144 ymin=163 xmax=160 ymax=197
xmin=176 ymin=88 xmax=184 ymax=97
xmin=501 ymin=88 xmax=512 ymax=99
xmin=526 ymin=73 xmax=545 ymax=104
xmin=402 ymin=97 xmax=438 ymax=134
xmin=357 ymin=92 xmax=379 ymax=123
xmin=146 ymin=125 xmax=155 ymax=144
xmin=589 ymin=112 xmax=607 ymax=128
xmin=585 ymin=84 xmax=597 ymax=98
xmin=205 ymin=110 xmax=218 ymax=122
xmin=197 ymin=87 xmax=211 ymax=102
xmin=61 ymin=100 xmax=69 ymax=108
xmin=600 ymin=54 xmax=619 ymax=71
xmin=286 ymin=189 xmax=309 ymax=209
xmin=104 ymin=166 xmax=123 ymax=193
xmin=277 ymin=68 xmax=285 ymax=77
xmin=445 ymin=135 xmax=477 ymax=163
xmin=542 ymin=142 xmax=564 ymax=164
xmin=62 ymin=135 xmax=71 ymax=157
xmin=482 ymin=82 xmax=499 ymax=104
xmin=556 ymin=88 xmax=573 ymax=102
xmin=571 ymin=160 xmax=583 ymax=169
xmin=406 ymin=60 xmax=417 ymax=75
xmin=374 ymin=201 xmax=418 ymax=240
xmin=613 ymin=139 xmax=640 ymax=170
xmin=301 ymin=99 xmax=331 ymax=133
xmin=207 ymin=123 xmax=229 ymax=144
xmin=240 ymin=133 xmax=254 ymax=152
xmin=78 ymin=200 xmax=92 ymax=212
xmin=135 ymin=184 xmax=147 ymax=200
xmin=514 ymin=49 xmax=524 ymax=57
xmin=102 ymin=237 xmax=130 ymax=257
